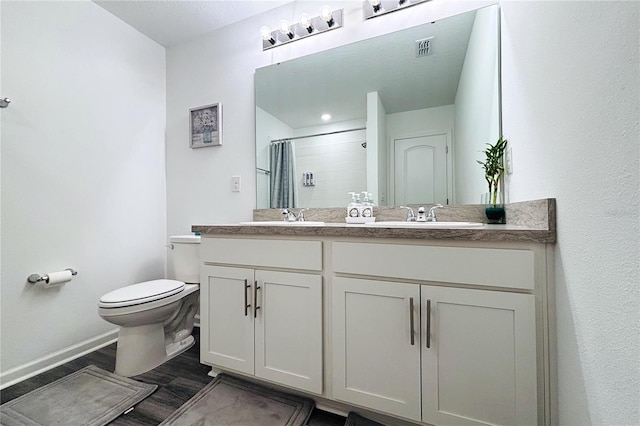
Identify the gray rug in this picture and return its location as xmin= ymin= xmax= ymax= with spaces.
xmin=0 ymin=365 xmax=157 ymax=426
xmin=159 ymin=373 xmax=314 ymax=426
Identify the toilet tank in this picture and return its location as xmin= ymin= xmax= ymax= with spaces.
xmin=168 ymin=235 xmax=201 ymax=284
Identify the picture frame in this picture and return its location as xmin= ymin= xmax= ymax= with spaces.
xmin=190 ymin=103 xmax=222 ymax=148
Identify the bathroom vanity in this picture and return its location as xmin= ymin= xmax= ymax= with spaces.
xmin=193 ymin=200 xmax=556 ymax=425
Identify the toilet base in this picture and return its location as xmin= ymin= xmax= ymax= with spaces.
xmin=114 ymin=323 xmax=194 ymax=377
xmin=167 ymin=335 xmax=195 ymax=361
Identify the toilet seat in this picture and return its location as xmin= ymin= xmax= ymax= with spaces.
xmin=99 ymin=279 xmax=185 ymax=308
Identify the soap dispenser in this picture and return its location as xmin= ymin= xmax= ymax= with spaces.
xmin=360 ymin=192 xmax=373 ymax=218
xmin=347 ymin=192 xmax=360 ymax=218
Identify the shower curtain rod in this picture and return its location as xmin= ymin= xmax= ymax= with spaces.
xmin=270 ymin=127 xmax=366 ymax=144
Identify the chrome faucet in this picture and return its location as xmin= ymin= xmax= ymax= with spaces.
xmin=400 ymin=206 xmax=416 ymax=222
xmin=426 ymin=204 xmax=444 ymax=222
xmin=282 ymin=208 xmax=308 ymax=222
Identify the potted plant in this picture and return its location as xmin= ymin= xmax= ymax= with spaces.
xmin=477 ymin=136 xmax=508 ymax=223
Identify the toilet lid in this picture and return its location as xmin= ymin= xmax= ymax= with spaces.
xmin=99 ymin=279 xmax=185 ymax=308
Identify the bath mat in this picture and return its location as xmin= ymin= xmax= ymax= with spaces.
xmin=0 ymin=365 xmax=157 ymax=426
xmin=159 ymin=373 xmax=314 ymax=426
xmin=344 ymin=411 xmax=386 ymax=426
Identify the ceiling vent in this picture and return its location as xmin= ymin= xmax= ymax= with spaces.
xmin=415 ymin=37 xmax=434 ymax=58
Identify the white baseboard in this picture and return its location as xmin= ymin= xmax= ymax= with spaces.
xmin=0 ymin=329 xmax=119 ymax=390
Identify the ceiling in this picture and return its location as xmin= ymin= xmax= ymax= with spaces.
xmin=93 ymin=0 xmax=293 ymax=47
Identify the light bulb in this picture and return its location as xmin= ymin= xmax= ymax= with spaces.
xmin=299 ymin=13 xmax=313 ymax=33
xmin=320 ymin=5 xmax=334 ymax=27
xmin=321 ymin=113 xmax=331 ymax=121
xmin=370 ymin=0 xmax=382 ymax=13
xmin=260 ymin=26 xmax=275 ymax=44
xmin=279 ymin=19 xmax=294 ymax=39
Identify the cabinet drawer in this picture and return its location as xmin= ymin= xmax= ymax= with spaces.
xmin=202 ymin=237 xmax=322 ymax=271
xmin=332 ymin=242 xmax=534 ymax=290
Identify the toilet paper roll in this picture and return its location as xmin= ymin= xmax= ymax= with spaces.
xmin=44 ymin=270 xmax=73 ymax=288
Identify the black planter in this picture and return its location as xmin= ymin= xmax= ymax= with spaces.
xmin=485 ymin=206 xmax=505 ymax=224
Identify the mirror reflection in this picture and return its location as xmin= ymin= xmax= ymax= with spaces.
xmin=255 ymin=4 xmax=500 ymax=209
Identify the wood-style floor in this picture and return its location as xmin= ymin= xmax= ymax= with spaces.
xmin=1 ymin=329 xmax=346 ymax=426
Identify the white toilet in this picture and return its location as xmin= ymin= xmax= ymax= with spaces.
xmin=98 ymin=235 xmax=201 ymax=377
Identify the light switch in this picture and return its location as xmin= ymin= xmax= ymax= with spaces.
xmin=231 ymin=175 xmax=241 ymax=192
xmin=506 ymin=148 xmax=513 ymax=175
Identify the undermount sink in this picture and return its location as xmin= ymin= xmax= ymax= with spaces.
xmin=366 ymin=221 xmax=484 ymax=229
xmin=239 ymin=221 xmax=326 ymax=226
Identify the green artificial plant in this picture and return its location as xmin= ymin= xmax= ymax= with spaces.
xmin=477 ymin=136 xmax=508 ymax=207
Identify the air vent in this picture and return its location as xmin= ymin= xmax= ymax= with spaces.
xmin=415 ymin=37 xmax=434 ymax=57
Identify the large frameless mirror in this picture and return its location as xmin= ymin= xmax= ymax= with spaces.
xmin=255 ymin=4 xmax=500 ymax=209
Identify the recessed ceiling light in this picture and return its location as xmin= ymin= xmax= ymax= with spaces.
xmin=321 ymin=113 xmax=331 ymax=121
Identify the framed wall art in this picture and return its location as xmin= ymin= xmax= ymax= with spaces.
xmin=190 ymin=103 xmax=222 ymax=148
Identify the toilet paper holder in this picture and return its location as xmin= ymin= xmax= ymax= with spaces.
xmin=28 ymin=268 xmax=77 ymax=284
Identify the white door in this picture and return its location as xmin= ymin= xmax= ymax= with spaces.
xmin=332 ymin=277 xmax=422 ymax=421
xmin=200 ymin=265 xmax=255 ymax=375
xmin=393 ymin=133 xmax=449 ymax=206
xmin=254 ymin=270 xmax=323 ymax=394
xmin=421 ymin=285 xmax=537 ymax=426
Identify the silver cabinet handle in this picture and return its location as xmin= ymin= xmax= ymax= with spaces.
xmin=409 ymin=297 xmax=415 ymax=346
xmin=254 ymin=281 xmax=261 ymax=318
xmin=244 ymin=279 xmax=251 ymax=317
xmin=426 ymin=299 xmax=431 ymax=348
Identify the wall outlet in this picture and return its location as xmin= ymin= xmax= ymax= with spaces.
xmin=231 ymin=175 xmax=241 ymax=192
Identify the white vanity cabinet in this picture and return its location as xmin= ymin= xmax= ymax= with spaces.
xmin=195 ymin=230 xmax=554 ymax=425
xmin=331 ymin=241 xmax=540 ymax=425
xmin=199 ymin=237 xmax=323 ymax=394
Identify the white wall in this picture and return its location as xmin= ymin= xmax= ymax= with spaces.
xmin=501 ymin=2 xmax=639 ymax=424
xmin=454 ymin=6 xmax=500 ymax=204
xmin=0 ymin=0 xmax=166 ymax=379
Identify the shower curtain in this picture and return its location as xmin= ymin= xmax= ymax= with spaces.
xmin=270 ymin=140 xmax=298 ymax=208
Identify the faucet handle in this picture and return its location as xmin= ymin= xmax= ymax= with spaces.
xmin=296 ymin=208 xmax=309 ymax=221
xmin=400 ymin=206 xmax=416 ymax=222
xmin=426 ymin=204 xmax=444 ymax=222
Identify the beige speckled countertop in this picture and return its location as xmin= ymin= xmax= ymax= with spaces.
xmin=192 ymin=199 xmax=556 ymax=244
xmin=192 ymin=222 xmax=555 ymax=243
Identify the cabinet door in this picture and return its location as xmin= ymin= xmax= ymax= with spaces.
xmin=421 ymin=286 xmax=537 ymax=426
xmin=200 ymin=265 xmax=255 ymax=374
xmin=254 ymin=270 xmax=323 ymax=394
xmin=332 ymin=277 xmax=421 ymax=421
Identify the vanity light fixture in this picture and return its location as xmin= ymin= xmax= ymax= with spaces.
xmin=260 ymin=6 xmax=343 ymax=50
xmin=363 ymin=0 xmax=429 ymax=20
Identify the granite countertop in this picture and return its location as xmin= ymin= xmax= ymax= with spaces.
xmin=191 ymin=222 xmax=555 ymax=244
xmin=192 ymin=199 xmax=557 ymax=244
